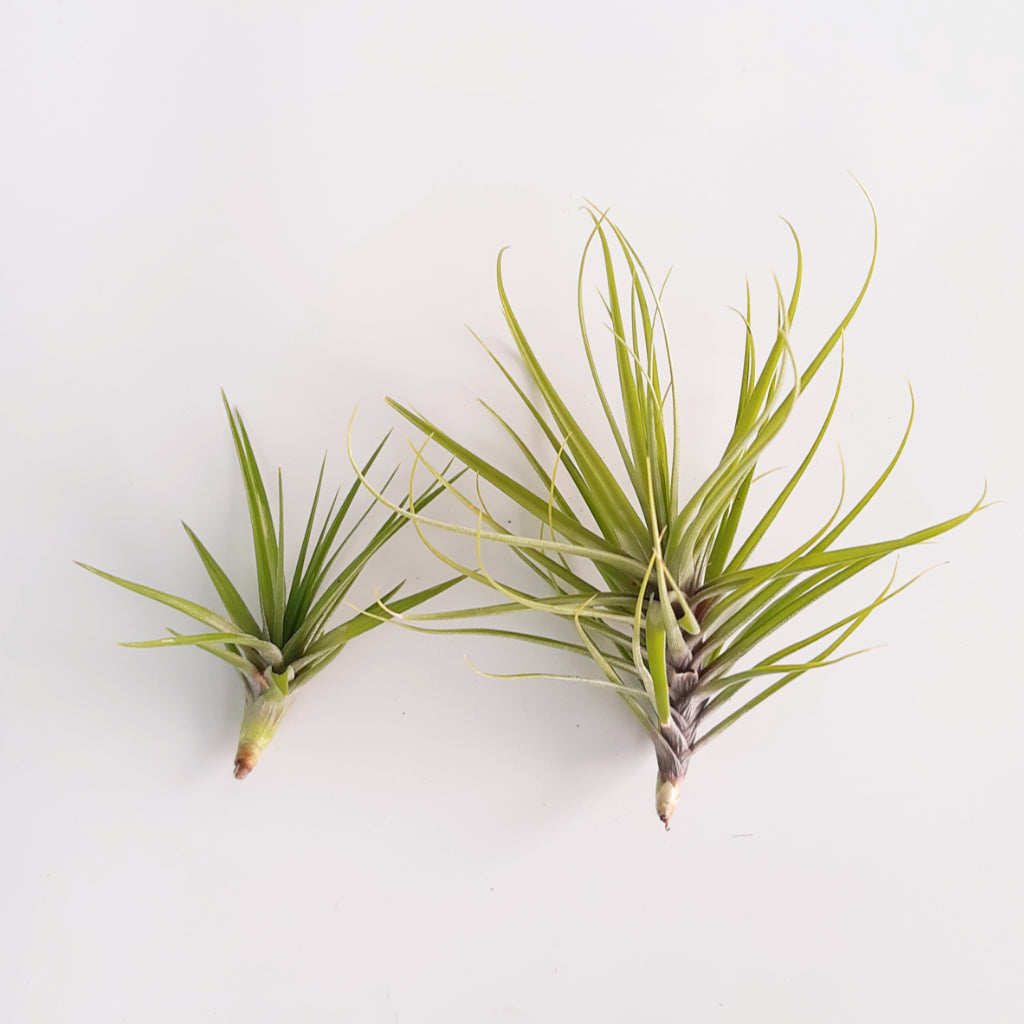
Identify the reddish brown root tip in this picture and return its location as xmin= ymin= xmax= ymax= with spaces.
xmin=234 ymin=740 xmax=261 ymax=780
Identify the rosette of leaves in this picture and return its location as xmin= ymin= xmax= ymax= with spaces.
xmin=362 ymin=189 xmax=985 ymax=827
xmin=79 ymin=393 xmax=458 ymax=779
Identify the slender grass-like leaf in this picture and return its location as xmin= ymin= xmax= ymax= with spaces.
xmin=180 ymin=523 xmax=262 ymax=637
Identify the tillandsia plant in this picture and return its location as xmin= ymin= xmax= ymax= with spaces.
xmin=79 ymin=393 xmax=459 ymax=779
xmin=358 ymin=186 xmax=986 ymax=827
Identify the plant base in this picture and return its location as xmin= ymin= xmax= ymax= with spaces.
xmin=234 ymin=685 xmax=293 ymax=780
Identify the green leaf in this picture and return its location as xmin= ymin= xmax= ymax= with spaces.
xmin=281 ymin=465 xmax=455 ymax=662
xmin=496 ymin=248 xmax=649 ymax=555
xmin=695 ymin=565 xmax=887 ymax=748
xmin=704 ymin=471 xmax=753 ymax=583
xmin=386 ymin=399 xmax=622 ymax=560
xmin=166 ymin=628 xmax=258 ymax=675
xmin=180 ymin=522 xmax=261 ymax=637
xmin=365 ymin=409 xmax=645 ymax=583
xmin=285 ymin=432 xmax=394 ymax=637
xmin=77 ymin=562 xmax=240 ymax=634
xmin=645 ymin=601 xmax=671 ymax=725
xmin=288 ymin=454 xmax=327 ymax=608
xmin=726 ymin=341 xmax=846 ymax=573
xmin=272 ymin=466 xmax=287 ymax=644
xmin=470 ymin=329 xmax=593 ymax=517
xmin=267 ymin=667 xmax=292 ymax=696
xmin=713 ymin=487 xmax=986 ymax=594
xmin=221 ymin=392 xmax=280 ymax=641
xmin=120 ymin=631 xmax=283 ymax=665
xmin=478 ymin=400 xmax=574 ymax=518
xmin=575 ymin=221 xmax=643 ymax=504
xmin=589 ymin=216 xmax=648 ymax=496
xmin=304 ymin=575 xmax=464 ymax=656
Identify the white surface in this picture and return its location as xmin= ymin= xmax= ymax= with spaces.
xmin=3 ymin=2 xmax=1022 ymax=1022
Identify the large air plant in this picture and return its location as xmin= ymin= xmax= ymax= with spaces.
xmin=361 ymin=189 xmax=985 ymax=827
xmin=79 ymin=394 xmax=458 ymax=779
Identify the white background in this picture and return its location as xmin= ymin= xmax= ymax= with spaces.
xmin=3 ymin=2 xmax=1022 ymax=1021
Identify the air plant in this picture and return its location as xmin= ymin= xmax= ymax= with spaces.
xmin=359 ymin=187 xmax=985 ymax=827
xmin=79 ymin=393 xmax=458 ymax=779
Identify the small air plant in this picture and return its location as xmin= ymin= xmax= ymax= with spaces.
xmin=359 ymin=186 xmax=986 ymax=827
xmin=79 ymin=393 xmax=458 ymax=779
